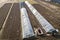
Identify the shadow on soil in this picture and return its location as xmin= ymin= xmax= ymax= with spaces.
xmin=53 ymin=34 xmax=60 ymax=38
xmin=23 ymin=36 xmax=38 ymax=40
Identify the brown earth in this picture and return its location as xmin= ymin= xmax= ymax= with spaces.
xmin=0 ymin=3 xmax=12 ymax=30
xmin=33 ymin=4 xmax=60 ymax=40
xmin=0 ymin=2 xmax=60 ymax=40
xmin=0 ymin=3 xmax=21 ymax=40
xmin=24 ymin=2 xmax=60 ymax=40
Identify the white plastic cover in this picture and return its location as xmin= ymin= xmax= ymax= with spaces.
xmin=25 ymin=1 xmax=55 ymax=32
xmin=21 ymin=8 xmax=34 ymax=39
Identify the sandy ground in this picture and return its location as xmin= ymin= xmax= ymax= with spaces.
xmin=0 ymin=3 xmax=5 ymax=8
xmin=0 ymin=0 xmax=19 ymax=8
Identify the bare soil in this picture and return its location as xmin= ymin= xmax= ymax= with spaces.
xmin=0 ymin=3 xmax=12 ymax=30
xmin=0 ymin=2 xmax=60 ymax=40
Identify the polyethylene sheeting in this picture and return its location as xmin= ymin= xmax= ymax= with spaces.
xmin=25 ymin=1 xmax=55 ymax=32
xmin=21 ymin=8 xmax=34 ymax=39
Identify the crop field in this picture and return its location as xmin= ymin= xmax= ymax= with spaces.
xmin=0 ymin=0 xmax=60 ymax=40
